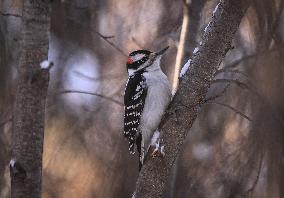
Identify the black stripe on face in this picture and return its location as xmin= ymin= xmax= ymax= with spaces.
xmin=127 ymin=56 xmax=149 ymax=69
xmin=129 ymin=50 xmax=151 ymax=57
xmin=126 ymin=50 xmax=152 ymax=70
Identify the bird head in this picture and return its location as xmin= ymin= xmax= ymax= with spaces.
xmin=126 ymin=46 xmax=169 ymax=76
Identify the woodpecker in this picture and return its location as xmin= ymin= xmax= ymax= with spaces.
xmin=123 ymin=46 xmax=171 ymax=170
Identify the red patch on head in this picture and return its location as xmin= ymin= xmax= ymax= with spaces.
xmin=127 ymin=57 xmax=133 ymax=64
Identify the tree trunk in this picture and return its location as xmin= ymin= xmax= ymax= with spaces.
xmin=11 ymin=1 xmax=51 ymax=198
xmin=135 ymin=0 xmax=251 ymax=197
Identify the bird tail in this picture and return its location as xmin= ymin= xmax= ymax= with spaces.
xmin=136 ymin=133 xmax=143 ymax=171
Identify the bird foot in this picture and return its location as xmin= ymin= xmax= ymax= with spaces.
xmin=151 ymin=140 xmax=165 ymax=158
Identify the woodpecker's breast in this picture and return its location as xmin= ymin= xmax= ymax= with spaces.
xmin=139 ymin=69 xmax=171 ymax=141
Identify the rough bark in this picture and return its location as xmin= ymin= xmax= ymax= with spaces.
xmin=11 ymin=1 xmax=51 ymax=198
xmin=135 ymin=0 xmax=251 ymax=197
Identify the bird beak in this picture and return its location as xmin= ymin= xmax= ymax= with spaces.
xmin=154 ymin=46 xmax=169 ymax=56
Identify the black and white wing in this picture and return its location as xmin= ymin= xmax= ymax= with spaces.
xmin=124 ymin=73 xmax=147 ymax=154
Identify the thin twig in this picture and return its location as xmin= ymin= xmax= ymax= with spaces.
xmin=212 ymin=78 xmax=284 ymax=128
xmin=205 ymin=101 xmax=252 ymax=121
xmin=212 ymin=78 xmax=252 ymax=91
xmin=246 ymin=151 xmax=263 ymax=196
xmin=204 ymin=83 xmax=231 ymax=102
xmin=103 ymin=35 xmax=115 ymax=39
xmin=131 ymin=37 xmax=143 ymax=49
xmin=95 ymin=31 xmax=128 ymax=57
xmin=54 ymin=89 xmax=123 ymax=106
xmin=0 ymin=10 xmax=22 ymax=18
xmin=73 ymin=70 xmax=122 ymax=81
xmin=215 ymin=69 xmax=249 ymax=78
xmin=215 ymin=48 xmax=279 ymax=75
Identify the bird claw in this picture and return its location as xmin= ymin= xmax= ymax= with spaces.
xmin=151 ymin=142 xmax=159 ymax=156
xmin=151 ymin=140 xmax=165 ymax=158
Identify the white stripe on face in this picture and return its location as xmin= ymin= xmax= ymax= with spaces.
xmin=131 ymin=54 xmax=146 ymax=62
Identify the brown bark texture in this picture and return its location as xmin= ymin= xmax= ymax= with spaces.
xmin=11 ymin=1 xmax=51 ymax=198
xmin=135 ymin=0 xmax=252 ymax=197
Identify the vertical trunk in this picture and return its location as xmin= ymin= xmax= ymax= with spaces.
xmin=11 ymin=1 xmax=51 ymax=198
xmin=135 ymin=0 xmax=251 ymax=197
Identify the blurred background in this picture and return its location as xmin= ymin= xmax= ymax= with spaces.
xmin=0 ymin=0 xmax=284 ymax=197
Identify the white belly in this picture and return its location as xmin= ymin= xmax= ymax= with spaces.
xmin=139 ymin=70 xmax=171 ymax=149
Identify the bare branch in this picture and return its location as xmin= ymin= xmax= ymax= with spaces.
xmin=216 ymin=55 xmax=256 ymax=73
xmin=215 ymin=68 xmax=249 ymax=78
xmin=54 ymin=89 xmax=123 ymax=106
xmin=172 ymin=0 xmax=191 ymax=92
xmin=204 ymin=101 xmax=252 ymax=122
xmin=204 ymin=83 xmax=231 ymax=102
xmin=131 ymin=37 xmax=143 ymax=49
xmin=95 ymin=31 xmax=128 ymax=57
xmin=73 ymin=70 xmax=122 ymax=81
xmin=215 ymin=48 xmax=279 ymax=75
xmin=246 ymin=151 xmax=263 ymax=195
xmin=0 ymin=10 xmax=22 ymax=18
xmin=212 ymin=78 xmax=252 ymax=91
xmin=212 ymin=78 xmax=284 ymax=128
xmin=100 ymin=35 xmax=115 ymax=39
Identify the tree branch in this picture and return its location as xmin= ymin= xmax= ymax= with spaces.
xmin=0 ymin=10 xmax=22 ymax=18
xmin=215 ymin=68 xmax=249 ymax=78
xmin=212 ymin=77 xmax=284 ymax=129
xmin=95 ymin=31 xmax=128 ymax=57
xmin=212 ymin=78 xmax=252 ymax=91
xmin=204 ymin=83 xmax=231 ymax=103
xmin=246 ymin=151 xmax=263 ymax=195
xmin=135 ymin=0 xmax=252 ymax=197
xmin=204 ymin=101 xmax=252 ymax=121
xmin=214 ymin=48 xmax=279 ymax=75
xmin=54 ymin=89 xmax=123 ymax=106
xmin=131 ymin=37 xmax=143 ymax=49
